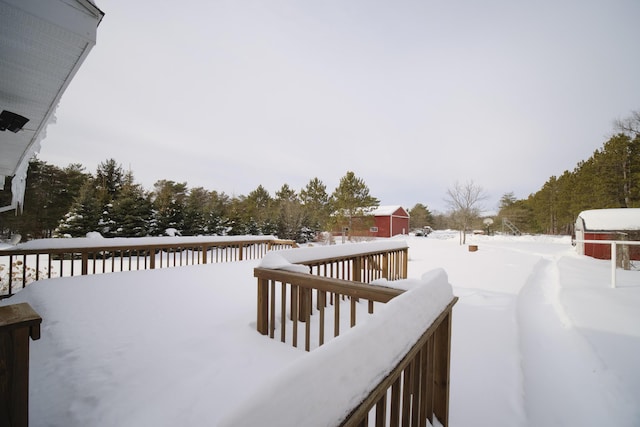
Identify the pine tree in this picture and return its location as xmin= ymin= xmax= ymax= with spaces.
xmin=408 ymin=203 xmax=434 ymax=230
xmin=274 ymin=184 xmax=305 ymax=241
xmin=95 ymin=159 xmax=125 ymax=200
xmin=150 ymin=180 xmax=187 ymax=235
xmin=244 ymin=185 xmax=273 ymax=235
xmin=110 ymin=172 xmax=152 ymax=237
xmin=55 ymin=180 xmax=102 ymax=237
xmin=300 ymin=177 xmax=330 ymax=234
xmin=0 ymin=159 xmax=90 ymax=238
xmin=183 ymin=187 xmax=210 ymax=235
xmin=204 ymin=191 xmax=230 ymax=235
xmin=330 ymin=171 xmax=379 ymax=237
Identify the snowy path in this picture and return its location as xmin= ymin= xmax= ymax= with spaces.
xmin=449 ymin=288 xmax=527 ymax=426
xmin=409 ymin=233 xmax=640 ymax=427
xmin=517 ymin=256 xmax=621 ymax=425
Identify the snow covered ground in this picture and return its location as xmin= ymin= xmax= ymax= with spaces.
xmin=2 ymin=232 xmax=639 ymax=426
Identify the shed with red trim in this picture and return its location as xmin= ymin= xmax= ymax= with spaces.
xmin=574 ymin=208 xmax=640 ymax=260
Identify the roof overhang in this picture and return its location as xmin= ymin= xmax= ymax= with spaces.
xmin=0 ymin=0 xmax=104 ymax=212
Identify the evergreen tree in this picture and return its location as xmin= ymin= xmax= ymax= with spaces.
xmin=226 ymin=196 xmax=248 ymax=235
xmin=55 ymin=180 xmax=102 ymax=237
xmin=151 ymin=180 xmax=187 ymax=235
xmin=300 ymin=177 xmax=330 ymax=234
xmin=0 ymin=159 xmax=90 ymax=239
xmin=330 ymin=171 xmax=379 ymax=237
xmin=110 ymin=172 xmax=152 ymax=237
xmin=408 ymin=203 xmax=434 ymax=230
xmin=274 ymin=184 xmax=305 ymax=241
xmin=204 ymin=191 xmax=230 ymax=235
xmin=243 ymin=185 xmax=273 ymax=235
xmin=599 ymin=133 xmax=639 ymax=207
xmin=95 ymin=159 xmax=125 ymax=200
xmin=497 ymin=192 xmax=534 ymax=234
xmin=183 ymin=187 xmax=210 ymax=235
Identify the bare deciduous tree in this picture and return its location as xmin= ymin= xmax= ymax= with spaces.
xmin=445 ymin=180 xmax=488 ymax=244
xmin=614 ymin=110 xmax=640 ymax=136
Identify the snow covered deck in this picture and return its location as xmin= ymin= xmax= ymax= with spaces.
xmin=1 ymin=234 xmax=639 ymax=426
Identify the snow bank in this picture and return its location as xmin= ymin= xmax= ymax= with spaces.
xmin=218 ymin=269 xmax=454 ymax=427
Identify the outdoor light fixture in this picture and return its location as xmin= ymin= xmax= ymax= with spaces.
xmin=0 ymin=110 xmax=29 ymax=133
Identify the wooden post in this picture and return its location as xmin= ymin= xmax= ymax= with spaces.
xmin=256 ymin=278 xmax=269 ymax=335
xmin=433 ymin=311 xmax=453 ymax=427
xmin=0 ymin=303 xmax=42 ymax=427
xmin=353 ymin=257 xmax=362 ymax=282
xmin=149 ymin=249 xmax=156 ymax=270
xmin=382 ymin=253 xmax=389 ymax=280
xmin=402 ymin=248 xmax=408 ymax=279
xmin=81 ymin=252 xmax=89 ymax=275
xmin=299 ymin=287 xmax=310 ymax=324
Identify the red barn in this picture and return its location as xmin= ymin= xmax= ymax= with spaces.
xmin=366 ymin=206 xmax=410 ymax=238
xmin=574 ymin=208 xmax=640 ymax=260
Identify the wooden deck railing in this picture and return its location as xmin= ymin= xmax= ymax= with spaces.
xmin=0 ymin=303 xmax=42 ymax=427
xmin=305 ymin=246 xmax=409 ymax=282
xmin=0 ymin=237 xmax=296 ymax=298
xmin=340 ymin=298 xmax=457 ymax=427
xmin=256 ymin=268 xmax=404 ymax=351
xmin=256 ymin=242 xmax=410 ymax=350
xmin=253 ymin=243 xmax=457 ymax=426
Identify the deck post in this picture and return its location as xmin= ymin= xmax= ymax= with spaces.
xmin=81 ymin=252 xmax=89 ymax=275
xmin=402 ymin=248 xmax=409 ymax=279
xmin=0 ymin=303 xmax=42 ymax=427
xmin=382 ymin=253 xmax=389 ymax=279
xmin=353 ymin=257 xmax=362 ymax=282
xmin=201 ymin=246 xmax=208 ymax=264
xmin=257 ymin=278 xmax=269 ymax=335
xmin=433 ymin=309 xmax=453 ymax=426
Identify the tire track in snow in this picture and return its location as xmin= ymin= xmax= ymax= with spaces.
xmin=517 ymin=256 xmax=621 ymax=426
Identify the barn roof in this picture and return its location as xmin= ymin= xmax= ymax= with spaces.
xmin=0 ymin=0 xmax=104 ymax=212
xmin=577 ymin=208 xmax=640 ymax=231
xmin=364 ymin=205 xmax=409 ymax=217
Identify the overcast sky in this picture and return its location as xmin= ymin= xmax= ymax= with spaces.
xmin=38 ymin=0 xmax=640 ymax=213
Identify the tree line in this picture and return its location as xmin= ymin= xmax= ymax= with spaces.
xmin=496 ymin=111 xmax=640 ymax=234
xmin=0 ymin=163 xmax=400 ymax=242
xmin=2 ymin=111 xmax=637 ymax=241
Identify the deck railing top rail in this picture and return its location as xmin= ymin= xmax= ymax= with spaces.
xmin=1 ymin=235 xmax=292 ymax=255
xmin=254 ymin=267 xmax=404 ymax=303
xmin=268 ymin=240 xmax=408 ymax=266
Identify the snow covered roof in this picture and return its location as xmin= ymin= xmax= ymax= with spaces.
xmin=363 ymin=205 xmax=408 ymax=217
xmin=0 ymin=0 xmax=104 ymax=212
xmin=577 ymin=208 xmax=640 ymax=231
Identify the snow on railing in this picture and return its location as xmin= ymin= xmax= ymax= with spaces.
xmin=255 ymin=242 xmax=410 ymax=350
xmin=0 ymin=236 xmax=297 ymax=298
xmin=228 ymin=268 xmax=457 ymax=427
xmin=574 ymin=239 xmax=640 ymax=288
